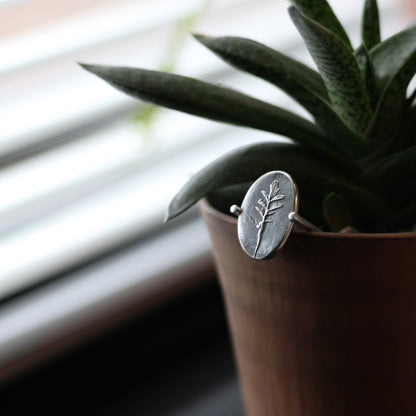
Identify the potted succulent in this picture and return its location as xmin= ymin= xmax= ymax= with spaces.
xmin=80 ymin=0 xmax=416 ymax=414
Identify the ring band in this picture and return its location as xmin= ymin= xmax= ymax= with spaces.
xmin=288 ymin=212 xmax=320 ymax=232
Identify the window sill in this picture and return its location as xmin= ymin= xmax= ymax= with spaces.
xmin=1 ymin=263 xmax=243 ymax=416
xmin=0 ymin=214 xmax=214 ymax=382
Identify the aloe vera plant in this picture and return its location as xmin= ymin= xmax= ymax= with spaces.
xmin=80 ymin=0 xmax=416 ymax=232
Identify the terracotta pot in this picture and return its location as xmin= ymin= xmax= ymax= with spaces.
xmin=200 ymin=199 xmax=416 ymax=416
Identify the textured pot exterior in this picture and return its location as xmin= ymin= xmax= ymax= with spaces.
xmin=200 ymin=200 xmax=416 ymax=416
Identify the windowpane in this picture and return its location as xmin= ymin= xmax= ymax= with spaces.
xmin=0 ymin=0 xmax=410 ymax=382
xmin=0 ymin=0 xmax=407 ymax=299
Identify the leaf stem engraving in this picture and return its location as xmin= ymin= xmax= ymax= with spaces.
xmin=253 ymin=180 xmax=285 ymax=258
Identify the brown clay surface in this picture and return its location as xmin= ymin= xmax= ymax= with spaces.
xmin=200 ymin=200 xmax=416 ymax=416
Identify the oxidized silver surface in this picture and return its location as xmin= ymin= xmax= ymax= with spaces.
xmin=237 ymin=171 xmax=298 ymax=260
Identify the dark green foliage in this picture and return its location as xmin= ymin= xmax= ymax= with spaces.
xmin=367 ymin=24 xmax=416 ymax=140
xmin=289 ymin=0 xmax=353 ymax=49
xmin=354 ymin=45 xmax=377 ymax=110
xmin=323 ymin=193 xmax=351 ymax=232
xmin=362 ymin=0 xmax=381 ymax=49
xmin=80 ymin=0 xmax=416 ymax=232
xmin=80 ymin=63 xmax=345 ymax=164
xmin=165 ymin=141 xmax=354 ymax=222
xmin=289 ymin=7 xmax=373 ymax=134
xmin=193 ymin=34 xmax=366 ymax=156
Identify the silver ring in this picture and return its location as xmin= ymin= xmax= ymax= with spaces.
xmin=287 ymin=211 xmax=320 ymax=232
xmin=230 ymin=171 xmax=319 ymax=260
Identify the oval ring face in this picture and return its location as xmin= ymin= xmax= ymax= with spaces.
xmin=237 ymin=171 xmax=298 ymax=260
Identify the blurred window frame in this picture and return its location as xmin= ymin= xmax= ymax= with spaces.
xmin=0 ymin=0 xmax=404 ymax=382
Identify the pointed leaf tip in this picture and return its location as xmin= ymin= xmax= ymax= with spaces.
xmin=78 ymin=62 xmax=94 ymax=71
xmin=193 ymin=33 xmax=214 ymax=48
xmin=77 ymin=62 xmax=343 ymax=161
xmin=189 ymin=33 xmax=367 ymax=156
xmin=289 ymin=1 xmax=352 ymax=50
xmin=192 ymin=33 xmax=207 ymax=41
xmin=289 ymin=5 xmax=373 ymax=133
xmin=78 ymin=62 xmax=108 ymax=79
xmin=362 ymin=0 xmax=381 ymax=49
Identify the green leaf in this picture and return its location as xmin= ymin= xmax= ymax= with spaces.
xmin=409 ymin=88 xmax=416 ymax=106
xmin=354 ymin=45 xmax=377 ymax=110
xmin=289 ymin=0 xmax=352 ymax=50
xmin=166 ymin=142 xmax=352 ymax=220
xmin=194 ymin=34 xmax=327 ymax=97
xmin=79 ymin=63 xmax=345 ymax=162
xmin=370 ymin=24 xmax=416 ymax=92
xmin=194 ymin=34 xmax=367 ymax=157
xmin=363 ymin=144 xmax=416 ymax=196
xmin=367 ymin=24 xmax=416 ymax=140
xmin=396 ymin=106 xmax=416 ymax=149
xmin=384 ymin=199 xmax=416 ymax=231
xmin=323 ymin=192 xmax=352 ymax=231
xmin=362 ymin=0 xmax=381 ymax=49
xmin=289 ymin=7 xmax=373 ymax=133
xmin=358 ymin=106 xmax=416 ymax=169
xmin=326 ymin=181 xmax=390 ymax=229
xmin=380 ymin=143 xmax=416 ymax=178
xmin=206 ymin=181 xmax=252 ymax=215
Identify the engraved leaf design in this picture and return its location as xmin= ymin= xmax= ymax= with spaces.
xmin=253 ymin=180 xmax=285 ymax=258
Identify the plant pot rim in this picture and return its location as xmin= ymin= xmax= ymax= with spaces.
xmin=199 ymin=198 xmax=416 ymax=241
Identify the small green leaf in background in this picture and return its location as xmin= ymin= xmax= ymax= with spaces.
xmin=362 ymin=0 xmax=381 ymax=49
xmin=132 ymin=0 xmax=211 ymax=148
xmin=323 ymin=192 xmax=352 ymax=231
xmin=326 ymin=180 xmax=390 ymax=230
